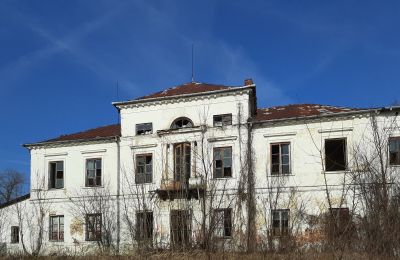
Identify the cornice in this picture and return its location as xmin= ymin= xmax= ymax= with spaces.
xmin=24 ymin=136 xmax=119 ymax=150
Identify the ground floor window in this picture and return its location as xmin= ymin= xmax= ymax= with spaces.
xmin=170 ymin=210 xmax=191 ymax=248
xmin=271 ymin=209 xmax=289 ymax=236
xmin=136 ymin=211 xmax=153 ymax=241
xmin=49 ymin=215 xmax=64 ymax=241
xmin=86 ymin=213 xmax=102 ymax=241
xmin=11 ymin=226 xmax=19 ymax=244
xmin=213 ymin=208 xmax=232 ymax=238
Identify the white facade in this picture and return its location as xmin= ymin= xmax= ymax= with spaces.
xmin=1 ymin=81 xmax=399 ymax=255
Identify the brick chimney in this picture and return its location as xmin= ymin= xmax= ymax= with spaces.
xmin=244 ymin=78 xmax=254 ymax=86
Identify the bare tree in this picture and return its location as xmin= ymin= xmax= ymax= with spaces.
xmin=0 ymin=170 xmax=25 ymax=204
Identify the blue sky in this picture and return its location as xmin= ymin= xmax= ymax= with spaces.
xmin=1 ymin=0 xmax=400 ymax=183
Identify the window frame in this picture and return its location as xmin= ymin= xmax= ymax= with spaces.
xmin=271 ymin=209 xmax=290 ymax=237
xmin=213 ymin=114 xmax=232 ymax=127
xmin=213 ymin=146 xmax=233 ymax=178
xmin=135 ymin=154 xmax=153 ymax=184
xmin=49 ymin=215 xmax=64 ymax=242
xmin=174 ymin=143 xmax=191 ymax=183
xmin=170 ymin=209 xmax=192 ymax=247
xmin=389 ymin=137 xmax=400 ymax=166
xmin=136 ymin=123 xmax=153 ymax=135
xmin=10 ymin=226 xmax=19 ymax=244
xmin=213 ymin=208 xmax=232 ymax=238
xmin=85 ymin=158 xmax=102 ymax=187
xmin=270 ymin=142 xmax=291 ymax=176
xmin=85 ymin=213 xmax=102 ymax=241
xmin=48 ymin=161 xmax=64 ymax=189
xmin=136 ymin=211 xmax=154 ymax=242
xmin=324 ymin=138 xmax=348 ymax=172
xmin=171 ymin=117 xmax=194 ymax=130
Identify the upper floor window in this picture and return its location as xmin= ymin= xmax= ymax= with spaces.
xmin=171 ymin=117 xmax=193 ymax=129
xmin=325 ymin=138 xmax=347 ymax=171
xmin=49 ymin=161 xmax=64 ymax=189
xmin=213 ymin=114 xmax=232 ymax=127
xmin=136 ymin=123 xmax=153 ymax=135
xmin=135 ymin=154 xmax=153 ymax=184
xmin=213 ymin=147 xmax=232 ymax=178
xmin=86 ymin=158 xmax=102 ymax=187
xmin=389 ymin=137 xmax=400 ymax=165
xmin=86 ymin=213 xmax=102 ymax=241
xmin=271 ymin=143 xmax=290 ymax=175
xmin=271 ymin=209 xmax=289 ymax=236
xmin=49 ymin=215 xmax=64 ymax=242
xmin=213 ymin=208 xmax=232 ymax=238
xmin=174 ymin=143 xmax=191 ymax=182
xmin=136 ymin=211 xmax=153 ymax=241
xmin=11 ymin=226 xmax=19 ymax=244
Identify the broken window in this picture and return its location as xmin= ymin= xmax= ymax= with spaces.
xmin=49 ymin=215 xmax=64 ymax=242
xmin=271 ymin=143 xmax=290 ymax=175
xmin=10 ymin=226 xmax=19 ymax=244
xmin=389 ymin=137 xmax=400 ymax=165
xmin=213 ymin=114 xmax=232 ymax=127
xmin=86 ymin=213 xmax=102 ymax=241
xmin=135 ymin=154 xmax=153 ymax=184
xmin=49 ymin=161 xmax=64 ymax=189
xmin=328 ymin=207 xmax=352 ymax=238
xmin=213 ymin=208 xmax=232 ymax=238
xmin=271 ymin=209 xmax=289 ymax=236
xmin=136 ymin=123 xmax=153 ymax=135
xmin=136 ymin=211 xmax=153 ymax=242
xmin=174 ymin=143 xmax=191 ymax=183
xmin=325 ymin=138 xmax=347 ymax=171
xmin=85 ymin=158 xmax=102 ymax=187
xmin=171 ymin=117 xmax=193 ymax=129
xmin=170 ymin=210 xmax=191 ymax=248
xmin=213 ymin=147 xmax=232 ymax=178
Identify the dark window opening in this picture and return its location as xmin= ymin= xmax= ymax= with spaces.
xmin=170 ymin=210 xmax=191 ymax=248
xmin=213 ymin=114 xmax=232 ymax=127
xmin=325 ymin=138 xmax=347 ymax=171
xmin=327 ymin=207 xmax=353 ymax=238
xmin=171 ymin=117 xmax=193 ymax=129
xmin=174 ymin=143 xmax=191 ymax=183
xmin=136 ymin=211 xmax=153 ymax=242
xmin=213 ymin=147 xmax=232 ymax=178
xmin=389 ymin=137 xmax=400 ymax=165
xmin=86 ymin=213 xmax=102 ymax=241
xmin=49 ymin=215 xmax=64 ymax=242
xmin=136 ymin=123 xmax=153 ymax=135
xmin=86 ymin=158 xmax=102 ymax=187
xmin=271 ymin=209 xmax=289 ymax=236
xmin=135 ymin=154 xmax=153 ymax=184
xmin=213 ymin=208 xmax=232 ymax=238
xmin=49 ymin=161 xmax=64 ymax=189
xmin=11 ymin=226 xmax=19 ymax=244
xmin=271 ymin=143 xmax=290 ymax=175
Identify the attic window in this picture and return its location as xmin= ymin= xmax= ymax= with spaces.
xmin=136 ymin=123 xmax=153 ymax=135
xmin=171 ymin=117 xmax=193 ymax=129
xmin=213 ymin=114 xmax=232 ymax=127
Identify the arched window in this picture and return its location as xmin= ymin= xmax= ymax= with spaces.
xmin=171 ymin=117 xmax=194 ymax=129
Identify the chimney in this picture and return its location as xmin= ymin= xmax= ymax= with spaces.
xmin=244 ymin=78 xmax=254 ymax=86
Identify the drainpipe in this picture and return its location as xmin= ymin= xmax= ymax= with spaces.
xmin=116 ymin=135 xmax=121 ymax=254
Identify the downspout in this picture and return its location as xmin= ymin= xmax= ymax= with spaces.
xmin=116 ymin=108 xmax=121 ymax=254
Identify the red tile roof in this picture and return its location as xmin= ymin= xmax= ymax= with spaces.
xmin=136 ymin=82 xmax=235 ymax=100
xmin=255 ymin=104 xmax=359 ymax=121
xmin=38 ymin=124 xmax=121 ymax=144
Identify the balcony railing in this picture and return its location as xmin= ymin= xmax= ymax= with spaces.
xmin=155 ymin=177 xmax=205 ymax=201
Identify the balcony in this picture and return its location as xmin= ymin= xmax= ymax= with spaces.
xmin=154 ymin=177 xmax=205 ymax=201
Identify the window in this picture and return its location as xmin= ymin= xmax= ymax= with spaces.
xmin=325 ymin=138 xmax=347 ymax=171
xmin=170 ymin=210 xmax=191 ymax=247
xmin=171 ymin=117 xmax=193 ymax=129
xmin=174 ymin=143 xmax=191 ymax=183
xmin=86 ymin=213 xmax=102 ymax=241
xmin=271 ymin=143 xmax=290 ymax=175
xmin=136 ymin=211 xmax=153 ymax=241
xmin=49 ymin=161 xmax=64 ymax=189
xmin=213 ymin=147 xmax=232 ymax=178
xmin=328 ymin=208 xmax=351 ymax=237
xmin=213 ymin=114 xmax=232 ymax=127
xmin=49 ymin=215 xmax=64 ymax=242
xmin=11 ymin=226 xmax=19 ymax=244
xmin=214 ymin=208 xmax=232 ymax=238
xmin=136 ymin=123 xmax=153 ymax=135
xmin=135 ymin=154 xmax=153 ymax=184
xmin=86 ymin=158 xmax=102 ymax=187
xmin=389 ymin=137 xmax=400 ymax=165
xmin=271 ymin=209 xmax=289 ymax=236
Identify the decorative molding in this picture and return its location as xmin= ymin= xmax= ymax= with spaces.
xmin=318 ymin=127 xmax=353 ymax=134
xmin=263 ymin=132 xmax=297 ymax=138
xmin=208 ymin=136 xmax=238 ymax=143
xmin=131 ymin=144 xmax=158 ymax=150
xmin=157 ymin=126 xmax=204 ymax=136
xmin=81 ymin=149 xmax=107 ymax=154
xmin=44 ymin=152 xmax=68 ymax=157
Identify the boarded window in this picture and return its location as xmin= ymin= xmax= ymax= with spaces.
xmin=136 ymin=211 xmax=153 ymax=242
xmin=325 ymin=138 xmax=347 ymax=171
xmin=49 ymin=215 xmax=64 ymax=242
xmin=135 ymin=154 xmax=153 ymax=184
xmin=11 ymin=226 xmax=19 ymax=244
xmin=271 ymin=209 xmax=289 ymax=236
xmin=174 ymin=143 xmax=191 ymax=183
xmin=213 ymin=208 xmax=232 ymax=238
xmin=86 ymin=213 xmax=102 ymax=241
xmin=136 ymin=123 xmax=153 ymax=135
xmin=271 ymin=143 xmax=290 ymax=175
xmin=85 ymin=158 xmax=102 ymax=187
xmin=170 ymin=210 xmax=191 ymax=248
xmin=213 ymin=147 xmax=232 ymax=178
xmin=389 ymin=137 xmax=400 ymax=165
xmin=49 ymin=161 xmax=64 ymax=189
xmin=213 ymin=114 xmax=232 ymax=127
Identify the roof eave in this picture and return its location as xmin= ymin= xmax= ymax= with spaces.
xmin=23 ymin=136 xmax=120 ymax=149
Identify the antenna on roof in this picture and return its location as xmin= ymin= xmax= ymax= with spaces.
xmin=116 ymin=80 xmax=119 ymax=101
xmin=191 ymin=44 xmax=195 ymax=83
xmin=116 ymin=80 xmax=120 ymax=125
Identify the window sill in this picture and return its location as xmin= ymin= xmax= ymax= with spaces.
xmin=49 ymin=240 xmax=64 ymax=243
xmin=323 ymin=170 xmax=348 ymax=174
xmin=48 ymin=188 xmax=65 ymax=191
xmin=212 ymin=177 xmax=234 ymax=180
xmin=82 ymin=186 xmax=104 ymax=189
xmin=269 ymin=174 xmax=294 ymax=177
xmin=390 ymin=164 xmax=400 ymax=167
xmin=215 ymin=236 xmax=232 ymax=240
xmin=134 ymin=182 xmax=155 ymax=185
